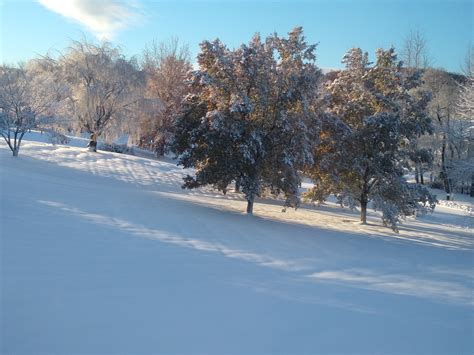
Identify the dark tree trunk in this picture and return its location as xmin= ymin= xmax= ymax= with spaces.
xmin=360 ymin=194 xmax=368 ymax=224
xmin=414 ymin=165 xmax=420 ymax=184
xmin=156 ymin=143 xmax=165 ymax=157
xmin=88 ymin=133 xmax=98 ymax=152
xmin=12 ymin=148 xmax=19 ymax=157
xmin=420 ymin=166 xmax=424 ymax=185
xmin=470 ymin=174 xmax=474 ymax=198
xmin=246 ymin=198 xmax=254 ymax=214
xmin=234 ymin=179 xmax=241 ymax=193
xmin=441 ymin=133 xmax=451 ymax=199
xmin=360 ymin=168 xmax=371 ymax=224
xmin=88 ymin=139 xmax=97 ymax=152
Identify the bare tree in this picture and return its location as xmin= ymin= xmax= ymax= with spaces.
xmin=460 ymin=45 xmax=473 ymax=77
xmin=57 ymin=40 xmax=142 ymax=152
xmin=401 ymin=29 xmax=432 ymax=69
xmin=139 ymin=38 xmax=192 ymax=155
xmin=0 ymin=63 xmax=64 ymax=156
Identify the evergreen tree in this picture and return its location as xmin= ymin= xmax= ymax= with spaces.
xmin=173 ymin=28 xmax=321 ymax=214
xmin=306 ymin=48 xmax=436 ymax=231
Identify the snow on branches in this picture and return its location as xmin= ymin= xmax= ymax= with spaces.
xmin=173 ymin=28 xmax=322 ymax=214
xmin=305 ymin=47 xmax=436 ymax=231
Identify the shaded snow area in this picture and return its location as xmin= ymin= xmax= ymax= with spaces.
xmin=1 ymin=135 xmax=473 ymax=354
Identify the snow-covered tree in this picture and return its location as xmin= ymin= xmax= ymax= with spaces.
xmin=457 ymin=72 xmax=474 ymax=120
xmin=0 ymin=63 xmax=64 ymax=156
xmin=173 ymin=27 xmax=322 ymax=214
xmin=57 ymin=40 xmax=142 ymax=152
xmin=138 ymin=38 xmax=192 ymax=155
xmin=456 ymin=61 xmax=474 ymax=196
xmin=306 ymin=48 xmax=435 ymax=231
xmin=422 ymin=69 xmax=470 ymax=198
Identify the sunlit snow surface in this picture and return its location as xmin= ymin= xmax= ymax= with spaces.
xmin=1 ymin=133 xmax=473 ymax=354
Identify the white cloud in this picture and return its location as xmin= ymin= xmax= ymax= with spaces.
xmin=38 ymin=0 xmax=142 ymax=40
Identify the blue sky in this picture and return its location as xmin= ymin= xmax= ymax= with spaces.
xmin=1 ymin=0 xmax=472 ymax=72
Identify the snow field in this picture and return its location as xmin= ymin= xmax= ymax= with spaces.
xmin=1 ymin=135 xmax=473 ymax=354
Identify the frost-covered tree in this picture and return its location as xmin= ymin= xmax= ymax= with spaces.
xmin=57 ymin=40 xmax=141 ymax=152
xmin=422 ymin=69 xmax=470 ymax=198
xmin=306 ymin=48 xmax=436 ymax=231
xmin=457 ymin=71 xmax=474 ymax=120
xmin=456 ymin=61 xmax=474 ymax=196
xmin=139 ymin=38 xmax=192 ymax=155
xmin=0 ymin=63 xmax=64 ymax=156
xmin=173 ymin=27 xmax=322 ymax=214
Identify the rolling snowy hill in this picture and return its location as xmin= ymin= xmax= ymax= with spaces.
xmin=1 ymin=133 xmax=473 ymax=354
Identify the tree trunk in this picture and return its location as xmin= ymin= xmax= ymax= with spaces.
xmin=12 ymin=136 xmax=20 ymax=157
xmin=156 ymin=143 xmax=165 ymax=157
xmin=441 ymin=132 xmax=450 ymax=199
xmin=234 ymin=179 xmax=241 ymax=193
xmin=88 ymin=139 xmax=97 ymax=152
xmin=420 ymin=166 xmax=424 ymax=185
xmin=88 ymin=133 xmax=98 ymax=152
xmin=414 ymin=165 xmax=420 ymax=184
xmin=470 ymin=174 xmax=474 ymax=198
xmin=246 ymin=198 xmax=254 ymax=214
xmin=360 ymin=194 xmax=368 ymax=224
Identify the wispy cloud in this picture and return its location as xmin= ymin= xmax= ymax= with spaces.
xmin=38 ymin=0 xmax=142 ymax=40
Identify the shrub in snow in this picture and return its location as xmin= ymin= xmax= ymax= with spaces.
xmin=46 ymin=129 xmax=70 ymax=145
xmin=99 ymin=142 xmax=133 ymax=155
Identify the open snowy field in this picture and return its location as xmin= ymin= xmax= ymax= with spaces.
xmin=1 ymin=134 xmax=473 ymax=354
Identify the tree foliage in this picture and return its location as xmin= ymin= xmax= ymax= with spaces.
xmin=173 ymin=27 xmax=322 ymax=213
xmin=305 ymin=47 xmax=436 ymax=231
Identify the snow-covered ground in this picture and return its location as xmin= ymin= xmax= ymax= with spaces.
xmin=1 ymin=133 xmax=473 ymax=354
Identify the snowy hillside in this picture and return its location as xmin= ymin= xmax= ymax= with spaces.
xmin=1 ymin=134 xmax=473 ymax=354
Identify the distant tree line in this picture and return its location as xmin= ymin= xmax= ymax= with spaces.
xmin=0 ymin=28 xmax=472 ymax=230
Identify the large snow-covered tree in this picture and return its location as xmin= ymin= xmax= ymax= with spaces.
xmin=173 ymin=27 xmax=322 ymax=214
xmin=0 ymin=63 xmax=64 ymax=156
xmin=57 ymin=40 xmax=141 ymax=152
xmin=306 ymin=48 xmax=436 ymax=231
